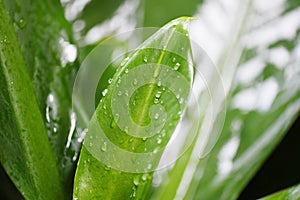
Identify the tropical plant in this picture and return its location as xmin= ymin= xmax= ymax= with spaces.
xmin=0 ymin=0 xmax=299 ymax=199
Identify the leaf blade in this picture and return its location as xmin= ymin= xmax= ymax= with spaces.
xmin=73 ymin=17 xmax=194 ymax=199
xmin=0 ymin=0 xmax=64 ymax=198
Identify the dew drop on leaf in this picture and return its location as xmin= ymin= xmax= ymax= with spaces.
xmin=133 ymin=79 xmax=138 ymax=85
xmin=110 ymin=119 xmax=116 ymax=128
xmin=124 ymin=126 xmax=129 ymax=133
xmin=157 ymin=80 xmax=162 ymax=86
xmin=133 ymin=176 xmax=140 ymax=186
xmin=102 ymin=88 xmax=108 ymax=96
xmin=104 ymin=165 xmax=111 ymax=171
xmin=157 ymin=138 xmax=162 ymax=144
xmin=101 ymin=142 xmax=107 ymax=152
xmin=147 ymin=163 xmax=152 ymax=170
xmin=155 ymin=91 xmax=162 ymax=99
xmin=142 ymin=174 xmax=148 ymax=181
xmin=16 ymin=18 xmax=26 ymax=29
xmin=143 ymin=56 xmax=148 ymax=63
xmin=174 ymin=62 xmax=181 ymax=70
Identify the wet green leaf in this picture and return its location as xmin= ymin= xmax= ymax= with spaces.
xmin=0 ymin=0 xmax=64 ymax=199
xmin=260 ymin=183 xmax=300 ymax=200
xmin=74 ymin=17 xmax=194 ymax=199
xmin=3 ymin=0 xmax=80 ymax=190
xmin=152 ymin=0 xmax=300 ymax=199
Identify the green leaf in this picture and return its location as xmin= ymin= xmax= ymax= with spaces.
xmin=0 ymin=0 xmax=64 ymax=199
xmin=3 ymin=0 xmax=80 ymax=191
xmin=78 ymin=0 xmax=125 ymax=34
xmin=143 ymin=0 xmax=203 ymax=27
xmin=74 ymin=17 xmax=194 ymax=199
xmin=260 ymin=183 xmax=300 ymax=200
xmin=152 ymin=0 xmax=300 ymax=199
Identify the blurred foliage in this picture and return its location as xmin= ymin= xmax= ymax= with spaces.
xmin=143 ymin=0 xmax=203 ymax=27
xmin=0 ymin=0 xmax=299 ymax=199
xmin=260 ymin=183 xmax=300 ymax=200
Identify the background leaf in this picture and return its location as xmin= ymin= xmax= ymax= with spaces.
xmin=150 ymin=0 xmax=300 ymax=199
xmin=0 ymin=0 xmax=64 ymax=198
xmin=260 ymin=183 xmax=300 ymax=200
xmin=1 ymin=0 xmax=82 ymax=198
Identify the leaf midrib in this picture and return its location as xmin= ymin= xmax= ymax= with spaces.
xmin=132 ymin=28 xmax=176 ymax=136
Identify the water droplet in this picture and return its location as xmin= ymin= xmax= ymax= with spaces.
xmin=157 ymin=80 xmax=162 ymax=86
xmin=147 ymin=164 xmax=152 ymax=170
xmin=104 ymin=165 xmax=111 ymax=171
xmin=155 ymin=91 xmax=162 ymax=99
xmin=114 ymin=113 xmax=120 ymax=122
xmin=133 ymin=79 xmax=138 ymax=85
xmin=142 ymin=174 xmax=148 ymax=181
xmin=157 ymin=138 xmax=162 ymax=144
xmin=103 ymin=104 xmax=107 ymax=109
xmin=179 ymin=98 xmax=184 ymax=104
xmin=125 ymin=68 xmax=129 ymax=73
xmin=153 ymin=147 xmax=159 ymax=154
xmin=89 ymin=142 xmax=93 ymax=147
xmin=130 ymin=187 xmax=137 ymax=198
xmin=161 ymin=130 xmax=166 ymax=137
xmin=174 ymin=62 xmax=181 ymax=70
xmin=124 ymin=126 xmax=129 ymax=133
xmin=133 ymin=176 xmax=140 ymax=186
xmin=110 ymin=118 xmax=117 ymax=128
xmin=154 ymin=98 xmax=159 ymax=104
xmin=101 ymin=142 xmax=107 ymax=152
xmin=16 ymin=18 xmax=26 ymax=29
xmin=129 ymin=138 xmax=134 ymax=143
xmin=102 ymin=89 xmax=108 ymax=96
xmin=142 ymin=137 xmax=147 ymax=142
xmin=108 ymin=78 xmax=112 ymax=84
xmin=172 ymin=57 xmax=176 ymax=62
xmin=143 ymin=56 xmax=148 ymax=63
xmin=124 ymin=90 xmax=129 ymax=96
xmin=117 ymin=91 xmax=122 ymax=96
xmin=154 ymin=113 xmax=159 ymax=120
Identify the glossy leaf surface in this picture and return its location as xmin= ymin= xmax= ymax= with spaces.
xmin=0 ymin=0 xmax=64 ymax=199
xmin=74 ymin=17 xmax=194 ymax=199
xmin=3 ymin=0 xmax=80 ymax=190
xmin=260 ymin=183 xmax=300 ymax=200
xmin=151 ymin=0 xmax=300 ymax=199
